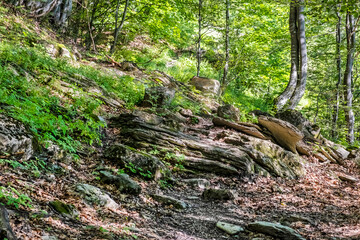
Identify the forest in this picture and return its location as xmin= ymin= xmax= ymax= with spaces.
xmin=0 ymin=0 xmax=360 ymax=239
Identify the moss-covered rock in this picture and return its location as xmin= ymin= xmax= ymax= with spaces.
xmin=49 ymin=200 xmax=79 ymax=219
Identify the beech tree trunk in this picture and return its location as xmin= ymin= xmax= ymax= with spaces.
xmin=332 ymin=8 xmax=342 ymax=139
xmin=196 ymin=0 xmax=202 ymax=77
xmin=110 ymin=0 xmax=129 ymax=56
xmin=221 ymin=0 xmax=230 ymax=95
xmin=9 ymin=0 xmax=72 ymax=27
xmin=275 ymin=0 xmax=307 ymax=111
xmin=343 ymin=13 xmax=356 ymax=144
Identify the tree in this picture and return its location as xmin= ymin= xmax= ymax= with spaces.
xmin=275 ymin=0 xmax=307 ymax=111
xmin=196 ymin=0 xmax=203 ymax=77
xmin=110 ymin=0 xmax=130 ymax=55
xmin=221 ymin=0 xmax=230 ymax=95
xmin=8 ymin=0 xmax=72 ymax=27
xmin=343 ymin=12 xmax=357 ymax=144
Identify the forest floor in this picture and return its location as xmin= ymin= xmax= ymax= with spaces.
xmin=5 ymin=115 xmax=360 ymax=240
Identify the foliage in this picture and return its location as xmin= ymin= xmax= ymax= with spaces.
xmin=0 ymin=186 xmax=32 ymax=209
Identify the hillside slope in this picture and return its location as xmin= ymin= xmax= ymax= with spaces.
xmin=0 ymin=6 xmax=360 ymax=240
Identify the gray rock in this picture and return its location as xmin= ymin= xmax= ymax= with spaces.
xmin=49 ymin=200 xmax=79 ymax=219
xmin=42 ymin=236 xmax=58 ymax=240
xmin=104 ymin=143 xmax=169 ymax=180
xmin=182 ymin=178 xmax=210 ymax=189
xmin=151 ymin=194 xmax=187 ymax=209
xmin=0 ymin=205 xmax=16 ymax=240
xmin=0 ymin=114 xmax=35 ymax=160
xmin=216 ymin=221 xmax=244 ymax=235
xmin=100 ymin=171 xmax=141 ymax=195
xmin=247 ymin=221 xmax=306 ymax=240
xmin=189 ymin=76 xmax=220 ymax=95
xmin=202 ymin=188 xmax=234 ymax=201
xmin=142 ymin=86 xmax=175 ymax=108
xmin=217 ymin=104 xmax=240 ymax=122
xmin=75 ymin=184 xmax=119 ymax=209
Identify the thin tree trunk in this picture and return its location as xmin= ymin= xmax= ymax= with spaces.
xmin=110 ymin=0 xmax=129 ymax=55
xmin=343 ymin=12 xmax=356 ymax=144
xmin=221 ymin=0 xmax=230 ymax=95
xmin=196 ymin=0 xmax=202 ymax=77
xmin=288 ymin=0 xmax=307 ymax=109
xmin=332 ymin=8 xmax=342 ymax=139
xmin=275 ymin=0 xmax=299 ymax=110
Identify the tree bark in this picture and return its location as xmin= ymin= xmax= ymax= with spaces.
xmin=288 ymin=0 xmax=307 ymax=109
xmin=221 ymin=0 xmax=230 ymax=95
xmin=275 ymin=0 xmax=307 ymax=111
xmin=275 ymin=0 xmax=299 ymax=110
xmin=332 ymin=8 xmax=342 ymax=139
xmin=196 ymin=0 xmax=202 ymax=77
xmin=110 ymin=0 xmax=130 ymax=55
xmin=343 ymin=12 xmax=356 ymax=144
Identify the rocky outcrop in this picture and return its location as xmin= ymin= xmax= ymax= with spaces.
xmin=202 ymin=188 xmax=234 ymax=201
xmin=216 ymin=221 xmax=244 ymax=235
xmin=0 ymin=114 xmax=36 ymax=160
xmin=189 ymin=76 xmax=220 ymax=95
xmin=213 ymin=117 xmax=266 ymax=139
xmin=258 ymin=116 xmax=303 ymax=153
xmin=217 ymin=104 xmax=240 ymax=121
xmin=151 ymin=194 xmax=188 ymax=209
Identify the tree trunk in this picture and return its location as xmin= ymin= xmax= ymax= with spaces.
xmin=343 ymin=13 xmax=356 ymax=144
xmin=110 ymin=0 xmax=129 ymax=55
xmin=196 ymin=0 xmax=202 ymax=77
xmin=220 ymin=0 xmax=230 ymax=95
xmin=332 ymin=8 xmax=342 ymax=139
xmin=275 ymin=0 xmax=299 ymax=110
xmin=9 ymin=0 xmax=72 ymax=27
xmin=288 ymin=0 xmax=307 ymax=109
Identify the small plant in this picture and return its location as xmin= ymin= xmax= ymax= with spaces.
xmin=0 ymin=186 xmax=32 ymax=209
xmin=159 ymin=179 xmax=173 ymax=189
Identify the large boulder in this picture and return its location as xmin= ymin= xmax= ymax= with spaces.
xmin=258 ymin=116 xmax=303 ymax=153
xmin=104 ymin=143 xmax=169 ymax=180
xmin=142 ymin=86 xmax=175 ymax=108
xmin=189 ymin=76 xmax=220 ymax=95
xmin=276 ymin=110 xmax=320 ymax=138
xmin=217 ymin=104 xmax=240 ymax=121
xmin=0 ymin=114 xmax=36 ymax=160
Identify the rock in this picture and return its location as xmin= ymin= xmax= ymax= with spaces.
xmin=49 ymin=200 xmax=79 ymax=219
xmin=247 ymin=221 xmax=306 ymax=240
xmin=142 ymin=86 xmax=175 ymax=108
xmin=42 ymin=236 xmax=58 ymax=240
xmin=75 ymin=184 xmax=119 ymax=209
xmin=99 ymin=171 xmax=141 ymax=195
xmin=224 ymin=133 xmax=305 ymax=178
xmin=338 ymin=174 xmax=358 ymax=183
xmin=104 ymin=143 xmax=169 ymax=180
xmin=0 ymin=205 xmax=16 ymax=240
xmin=314 ymin=152 xmax=329 ymax=162
xmin=276 ymin=109 xmax=320 ymax=138
xmin=0 ymin=114 xmax=36 ymax=160
xmin=182 ymin=178 xmax=210 ymax=189
xmin=258 ymin=116 xmax=304 ymax=153
xmin=189 ymin=76 xmax=220 ymax=95
xmin=213 ymin=117 xmax=266 ymax=139
xmin=217 ymin=104 xmax=240 ymax=121
xmin=121 ymin=61 xmax=138 ymax=72
xmin=179 ymin=108 xmax=193 ymax=117
xmin=202 ymin=188 xmax=234 ymax=201
xmin=47 ymin=44 xmax=76 ymax=61
xmin=296 ymin=140 xmax=312 ymax=156
xmin=182 ymin=156 xmax=239 ymax=176
xmin=280 ymin=214 xmax=313 ymax=225
xmin=151 ymin=194 xmax=187 ymax=209
xmin=216 ymin=221 xmax=244 ymax=235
